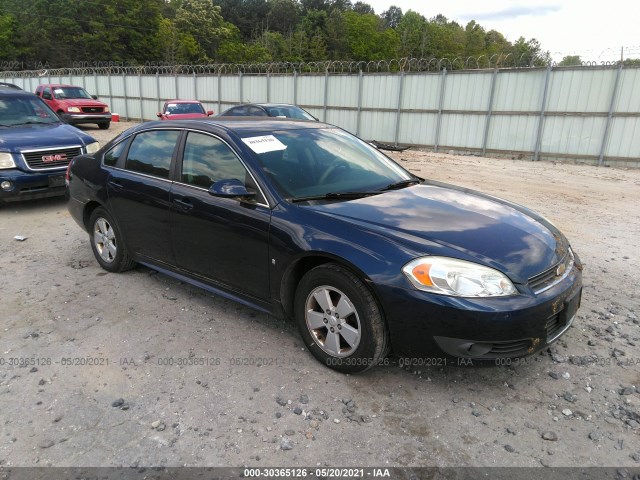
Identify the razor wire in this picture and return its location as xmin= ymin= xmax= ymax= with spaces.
xmin=0 ymin=54 xmax=631 ymax=78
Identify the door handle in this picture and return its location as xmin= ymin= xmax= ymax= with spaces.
xmin=107 ymin=179 xmax=123 ymax=190
xmin=173 ymin=198 xmax=194 ymax=211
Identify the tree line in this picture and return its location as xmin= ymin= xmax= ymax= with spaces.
xmin=0 ymin=0 xmax=579 ymax=69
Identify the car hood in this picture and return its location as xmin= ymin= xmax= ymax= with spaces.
xmin=58 ymin=98 xmax=107 ymax=107
xmin=304 ymin=183 xmax=568 ymax=282
xmin=0 ymin=123 xmax=96 ymax=152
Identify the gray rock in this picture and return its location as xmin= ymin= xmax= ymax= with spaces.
xmin=631 ymin=452 xmax=640 ymax=462
xmin=504 ymin=445 xmax=515 ymax=453
xmin=589 ymin=431 xmax=602 ymax=441
xmin=626 ymin=420 xmax=639 ymax=428
xmin=548 ymin=371 xmax=560 ymax=379
xmin=612 ymin=348 xmax=626 ymax=357
xmin=111 ymin=398 xmax=125 ymax=407
xmin=30 ymin=367 xmax=38 ymax=373
xmin=293 ymin=407 xmax=302 ymax=415
xmin=563 ymin=392 xmax=577 ymax=403
xmin=276 ymin=396 xmax=287 ymax=406
xmin=285 ymin=429 xmax=295 ymax=436
xmin=542 ymin=431 xmax=558 ymax=441
xmin=38 ymin=439 xmax=55 ymax=449
xmin=472 ymin=410 xmax=482 ymax=417
xmin=619 ymin=387 xmax=635 ymax=395
xmin=299 ymin=394 xmax=309 ymax=404
xmin=281 ymin=438 xmax=293 ymax=450
xmin=275 ymin=412 xmax=282 ymax=418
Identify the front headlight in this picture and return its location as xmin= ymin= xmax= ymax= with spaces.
xmin=0 ymin=153 xmax=16 ymax=169
xmin=85 ymin=142 xmax=101 ymax=154
xmin=68 ymin=106 xmax=81 ymax=113
xmin=402 ymin=256 xmax=517 ymax=297
xmin=105 ymin=106 xmax=110 ymax=113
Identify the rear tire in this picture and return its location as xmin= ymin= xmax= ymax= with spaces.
xmin=98 ymin=121 xmax=110 ymax=130
xmin=88 ymin=207 xmax=136 ymax=272
xmin=294 ymin=263 xmax=390 ymax=373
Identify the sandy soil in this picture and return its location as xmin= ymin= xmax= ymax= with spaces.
xmin=0 ymin=122 xmax=638 ymax=469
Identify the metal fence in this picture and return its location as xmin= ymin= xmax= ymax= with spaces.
xmin=3 ymin=60 xmax=639 ymax=167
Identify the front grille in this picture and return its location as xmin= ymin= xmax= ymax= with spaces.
xmin=529 ymin=249 xmax=574 ymax=294
xmin=545 ymin=313 xmax=563 ymax=340
xmin=488 ymin=339 xmax=533 ymax=357
xmin=21 ymin=146 xmax=82 ymax=170
xmin=81 ymin=106 xmax=104 ymax=113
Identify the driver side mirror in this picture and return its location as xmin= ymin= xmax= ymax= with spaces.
xmin=42 ymin=92 xmax=52 ymax=100
xmin=207 ymin=110 xmax=214 ymax=116
xmin=156 ymin=112 xmax=162 ymax=118
xmin=91 ymin=94 xmax=98 ymax=100
xmin=208 ymin=179 xmax=256 ymax=201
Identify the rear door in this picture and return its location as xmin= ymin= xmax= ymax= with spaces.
xmin=106 ymin=128 xmax=181 ymax=265
xmin=169 ymin=130 xmax=271 ymax=301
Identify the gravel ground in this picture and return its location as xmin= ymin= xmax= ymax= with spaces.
xmin=0 ymin=121 xmax=638 ymax=468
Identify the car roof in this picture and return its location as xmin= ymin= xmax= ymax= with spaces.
xmin=164 ymin=99 xmax=202 ymax=104
xmin=134 ymin=117 xmax=327 ymax=135
xmin=0 ymin=82 xmax=22 ymax=90
xmin=0 ymin=87 xmax=37 ymax=97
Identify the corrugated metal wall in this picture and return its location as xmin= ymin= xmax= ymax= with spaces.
xmin=4 ymin=66 xmax=639 ymax=166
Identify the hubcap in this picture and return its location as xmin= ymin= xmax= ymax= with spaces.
xmin=305 ymin=285 xmax=361 ymax=357
xmin=93 ymin=217 xmax=117 ymax=263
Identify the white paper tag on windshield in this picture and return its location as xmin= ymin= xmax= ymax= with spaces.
xmin=242 ymin=135 xmax=287 ymax=154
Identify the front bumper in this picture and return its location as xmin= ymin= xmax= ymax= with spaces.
xmin=62 ymin=113 xmax=112 ymax=124
xmin=376 ymin=263 xmax=582 ymax=360
xmin=0 ymin=168 xmax=67 ymax=202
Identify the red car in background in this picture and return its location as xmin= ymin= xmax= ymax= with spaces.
xmin=35 ymin=84 xmax=111 ymax=129
xmin=157 ymin=100 xmax=213 ymax=120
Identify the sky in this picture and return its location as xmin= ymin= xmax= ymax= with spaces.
xmin=365 ymin=0 xmax=639 ymax=62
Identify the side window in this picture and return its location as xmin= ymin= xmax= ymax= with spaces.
xmin=103 ymin=140 xmax=127 ymax=167
xmin=248 ymin=106 xmax=268 ymax=117
xmin=181 ymin=132 xmax=247 ymax=188
xmin=227 ymin=107 xmax=246 ymax=116
xmin=125 ymin=130 xmax=179 ymax=179
xmin=43 ymin=87 xmax=51 ymax=99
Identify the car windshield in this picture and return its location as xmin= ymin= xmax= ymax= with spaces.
xmin=246 ymin=127 xmax=415 ymax=201
xmin=53 ymin=87 xmax=93 ymax=100
xmin=0 ymin=96 xmax=61 ymax=127
xmin=166 ymin=102 xmax=205 ymax=114
xmin=264 ymin=106 xmax=315 ymax=120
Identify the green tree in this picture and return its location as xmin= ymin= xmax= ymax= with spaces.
xmin=380 ymin=5 xmax=402 ymax=29
xmin=343 ymin=11 xmax=398 ymax=60
xmin=558 ymin=55 xmax=582 ymax=66
xmin=176 ymin=0 xmax=236 ymax=61
xmin=266 ymin=0 xmax=300 ymax=35
xmin=0 ymin=10 xmax=18 ymax=61
xmin=511 ymin=37 xmax=551 ymax=66
xmin=352 ymin=1 xmax=373 ymax=15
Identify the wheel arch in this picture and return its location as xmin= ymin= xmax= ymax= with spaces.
xmin=279 ymin=253 xmax=385 ymax=323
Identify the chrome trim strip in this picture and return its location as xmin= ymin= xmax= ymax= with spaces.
xmin=547 ymin=313 xmax=575 ymax=344
xmin=533 ymin=249 xmax=575 ymax=295
xmin=21 ymin=145 xmax=83 ymax=172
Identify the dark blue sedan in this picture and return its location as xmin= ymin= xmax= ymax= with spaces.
xmin=66 ymin=119 xmax=582 ymax=372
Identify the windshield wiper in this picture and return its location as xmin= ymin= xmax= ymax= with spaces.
xmin=11 ymin=121 xmax=53 ymax=126
xmin=380 ymin=179 xmax=421 ymax=191
xmin=290 ymin=191 xmax=382 ymax=203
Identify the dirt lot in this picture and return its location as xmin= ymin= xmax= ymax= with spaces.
xmin=0 ymin=121 xmax=639 ymax=469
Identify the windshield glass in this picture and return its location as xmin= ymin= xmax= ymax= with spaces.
xmin=264 ymin=106 xmax=315 ymax=121
xmin=166 ymin=102 xmax=205 ymax=115
xmin=53 ymin=87 xmax=92 ymax=100
xmin=246 ymin=128 xmax=413 ymax=200
xmin=0 ymin=96 xmax=61 ymax=127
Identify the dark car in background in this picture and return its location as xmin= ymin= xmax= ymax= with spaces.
xmin=219 ymin=103 xmax=317 ymax=120
xmin=0 ymin=85 xmax=100 ymax=203
xmin=66 ymin=118 xmax=582 ymax=372
xmin=35 ymin=84 xmax=112 ymax=129
xmin=157 ymin=100 xmax=213 ymax=120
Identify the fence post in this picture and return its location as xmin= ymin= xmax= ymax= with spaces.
xmin=239 ymin=71 xmax=243 ymax=103
xmin=174 ymin=69 xmax=179 ymax=99
xmin=323 ymin=69 xmax=329 ymax=122
xmin=267 ymin=72 xmax=270 ymax=103
xmin=434 ymin=68 xmax=447 ymax=153
xmin=122 ymin=71 xmax=129 ymax=121
xmin=217 ymin=71 xmax=222 ymax=113
xmin=193 ymin=71 xmax=197 ymax=102
xmin=107 ymin=71 xmax=113 ymax=117
xmin=293 ymin=70 xmax=298 ymax=105
xmin=138 ymin=70 xmax=143 ymax=122
xmin=94 ymin=71 xmax=98 ymax=99
xmin=482 ymin=69 xmax=498 ymax=156
xmin=356 ymin=69 xmax=363 ymax=136
xmin=533 ymin=65 xmax=552 ymax=161
xmin=599 ymin=64 xmax=623 ymax=166
xmin=394 ymin=71 xmax=405 ymax=146
xmin=156 ymin=72 xmax=161 ymax=114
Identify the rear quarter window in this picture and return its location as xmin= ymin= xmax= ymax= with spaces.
xmin=124 ymin=130 xmax=180 ymax=179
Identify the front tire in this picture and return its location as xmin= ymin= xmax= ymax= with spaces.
xmin=89 ymin=208 xmax=136 ymax=272
xmin=294 ymin=263 xmax=389 ymax=373
xmin=98 ymin=121 xmax=110 ymax=130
